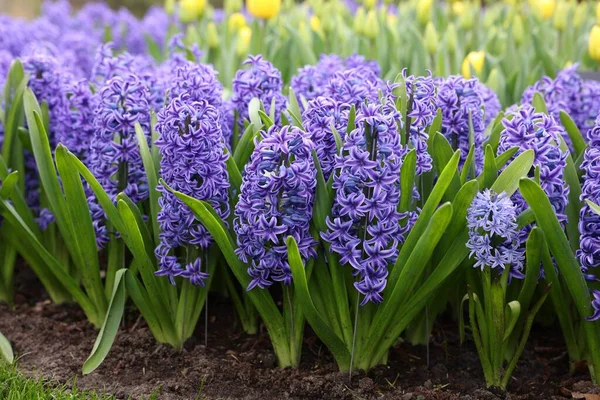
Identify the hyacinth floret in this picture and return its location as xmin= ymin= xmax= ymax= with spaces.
xmin=578 ymin=114 xmax=600 ymax=279
xmin=302 ymin=96 xmax=350 ymax=180
xmin=234 ymin=125 xmax=317 ymax=290
xmin=57 ymin=80 xmax=98 ymax=159
xmin=324 ymin=67 xmax=381 ymax=108
xmin=436 ymin=75 xmax=485 ymax=172
xmin=166 ymin=60 xmax=222 ymax=107
xmin=466 ymin=189 xmax=525 ymax=279
xmin=475 ymin=81 xmax=502 ymax=127
xmin=587 ymin=290 xmax=600 ymax=321
xmin=322 ymin=100 xmax=409 ymax=305
xmin=498 ymin=104 xmax=569 ymax=221
xmin=232 ymin=55 xmax=286 ymax=131
xmin=154 ymin=94 xmax=230 ymax=285
xmin=88 ymin=73 xmax=151 ymax=247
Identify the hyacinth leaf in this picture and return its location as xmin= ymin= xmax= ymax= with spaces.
xmin=399 ymin=149 xmax=417 ymax=212
xmin=225 ymin=150 xmax=242 ymax=195
xmin=286 ymin=236 xmax=351 ymax=371
xmin=586 ymin=200 xmax=600 ymax=216
xmin=519 ymin=178 xmax=600 ymax=381
xmin=258 ymin=110 xmax=274 ymax=129
xmin=428 ymin=109 xmax=443 ymax=142
xmin=311 ymin=150 xmax=333 ymax=233
xmin=531 ymin=92 xmax=549 ymax=114
xmin=55 ymin=146 xmax=107 ymax=314
xmin=0 ymin=171 xmax=18 ymax=199
xmin=362 ymin=203 xmax=454 ymax=369
xmin=135 ymin=122 xmax=160 ymax=246
xmin=490 ymin=149 xmax=534 ymax=196
xmin=0 ymin=200 xmax=99 ymax=325
xmin=125 ymin=271 xmax=165 ymax=342
xmin=559 ymin=136 xmax=583 ymax=252
xmin=502 ymin=301 xmax=521 ymax=343
xmin=482 ymin=145 xmax=498 ymax=189
xmin=162 ymin=183 xmax=293 ymax=365
xmin=494 ymin=146 xmax=519 ymax=170
xmin=116 ymin=194 xmax=154 ymax=261
xmin=0 ymin=157 xmax=37 ymax=232
xmin=287 ymin=87 xmax=303 ymax=127
xmin=330 ymin=124 xmax=343 ymax=153
xmin=0 ymin=330 xmax=13 ymax=364
xmin=82 ymin=269 xmax=127 ymax=375
xmin=430 ymin=133 xmax=462 ymax=199
xmin=347 ymin=106 xmax=356 ymax=134
xmin=484 ymin=111 xmax=505 ymax=153
xmin=559 ymin=111 xmax=587 ymax=160
xmin=248 ymin=98 xmax=262 ymax=131
xmin=387 ymin=150 xmax=460 ymax=292
xmin=461 ymin=144 xmax=476 ymax=184
xmin=437 ymin=179 xmax=479 ymax=256
xmin=283 ymin=23 xmax=317 ymax=65
xmin=2 ymin=64 xmax=27 ymax=164
xmin=233 ymin=124 xmax=258 ymax=168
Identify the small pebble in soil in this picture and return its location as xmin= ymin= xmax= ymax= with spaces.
xmin=424 ymin=379 xmax=433 ymax=390
xmin=401 ymin=393 xmax=413 ymax=400
xmin=431 ymin=363 xmax=448 ymax=382
xmin=358 ymin=377 xmax=375 ymax=391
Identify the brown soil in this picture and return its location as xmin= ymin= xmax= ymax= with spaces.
xmin=0 ymin=274 xmax=597 ymax=399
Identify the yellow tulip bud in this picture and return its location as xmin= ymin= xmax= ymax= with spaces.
xmin=446 ymin=23 xmax=458 ymax=54
xmin=165 ymin=0 xmax=176 ymax=15
xmin=236 ymin=26 xmax=252 ymax=56
xmin=353 ymin=7 xmax=367 ymax=35
xmin=225 ymin=0 xmax=243 ymax=13
xmin=589 ymin=25 xmax=600 ymax=62
xmin=459 ymin=3 xmax=474 ymax=29
xmin=513 ymin=15 xmax=524 ymax=45
xmin=387 ymin=13 xmax=398 ymax=27
xmin=564 ymin=60 xmax=573 ymax=68
xmin=452 ymin=1 xmax=465 ymax=16
xmin=424 ymin=22 xmax=438 ymax=56
xmin=207 ymin=22 xmax=219 ymax=48
xmin=461 ymin=50 xmax=485 ymax=78
xmin=246 ymin=0 xmax=281 ymax=20
xmin=574 ymin=3 xmax=587 ymax=28
xmin=535 ymin=0 xmax=555 ymax=20
xmin=228 ymin=12 xmax=247 ymax=32
xmin=179 ymin=0 xmax=206 ymax=23
xmin=553 ymin=1 xmax=568 ymax=31
xmin=364 ymin=0 xmax=377 ymax=9
xmin=310 ymin=15 xmax=322 ymax=33
xmin=416 ymin=0 xmax=433 ymax=26
xmin=364 ymin=9 xmax=379 ymax=39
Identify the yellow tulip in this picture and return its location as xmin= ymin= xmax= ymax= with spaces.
xmin=310 ymin=15 xmax=323 ymax=33
xmin=452 ymin=1 xmax=465 ymax=16
xmin=364 ymin=9 xmax=379 ymax=39
xmin=353 ymin=7 xmax=367 ymax=35
xmin=424 ymin=22 xmax=438 ymax=56
xmin=165 ymin=0 xmax=176 ymax=15
xmin=535 ymin=0 xmax=555 ymax=20
xmin=589 ymin=25 xmax=600 ymax=62
xmin=416 ymin=0 xmax=433 ymax=25
xmin=461 ymin=51 xmax=485 ymax=78
xmin=513 ymin=15 xmax=524 ymax=45
xmin=553 ymin=1 xmax=568 ymax=31
xmin=228 ymin=12 xmax=247 ymax=32
xmin=364 ymin=0 xmax=377 ymax=9
xmin=207 ymin=22 xmax=219 ymax=48
xmin=246 ymin=0 xmax=281 ymax=20
xmin=236 ymin=26 xmax=252 ymax=56
xmin=179 ymin=0 xmax=206 ymax=23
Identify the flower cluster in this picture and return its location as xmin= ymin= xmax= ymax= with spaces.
xmin=436 ymin=76 xmax=485 ymax=172
xmin=475 ymin=82 xmax=502 ymax=127
xmin=154 ymin=94 xmax=230 ymax=285
xmin=88 ymin=74 xmax=151 ymax=246
xmin=498 ymin=105 xmax=569 ymax=221
xmin=466 ymin=189 xmax=525 ymax=278
xmin=302 ymin=96 xmax=350 ymax=180
xmin=578 ymin=114 xmax=600 ymax=279
xmin=322 ymin=101 xmax=409 ymax=304
xmin=234 ymin=125 xmax=317 ymax=290
xmin=403 ymin=70 xmax=436 ymax=175
xmin=57 ymin=80 xmax=98 ymax=159
xmin=165 ymin=60 xmax=222 ymax=108
xmin=324 ymin=67 xmax=381 ymax=108
xmin=231 ymin=55 xmax=287 ymax=131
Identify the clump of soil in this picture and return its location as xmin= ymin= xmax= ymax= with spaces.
xmin=0 ymin=274 xmax=596 ymax=399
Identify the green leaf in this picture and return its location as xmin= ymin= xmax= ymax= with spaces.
xmin=233 ymin=124 xmax=259 ymax=168
xmin=519 ymin=178 xmax=600 ymax=381
xmin=399 ymin=149 xmax=416 ymax=212
xmin=502 ymin=301 xmax=521 ymax=342
xmin=258 ymin=110 xmax=274 ymax=129
xmin=311 ymin=150 xmax=333 ymax=233
xmin=559 ymin=111 xmax=587 ymax=160
xmin=490 ymin=149 xmax=534 ymax=196
xmin=0 ymin=171 xmax=19 ymax=198
xmin=0 ymin=331 xmax=13 ymax=364
xmin=531 ymin=92 xmax=548 ymax=114
xmin=532 ymin=33 xmax=557 ymax=77
xmin=586 ymin=199 xmax=600 ymax=216
xmin=482 ymin=145 xmax=498 ymax=189
xmin=82 ymin=269 xmax=127 ymax=375
xmin=287 ymin=237 xmax=351 ymax=371
xmin=135 ymin=123 xmax=160 ymax=246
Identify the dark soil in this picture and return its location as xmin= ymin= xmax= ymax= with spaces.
xmin=0 ymin=272 xmax=597 ymax=399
